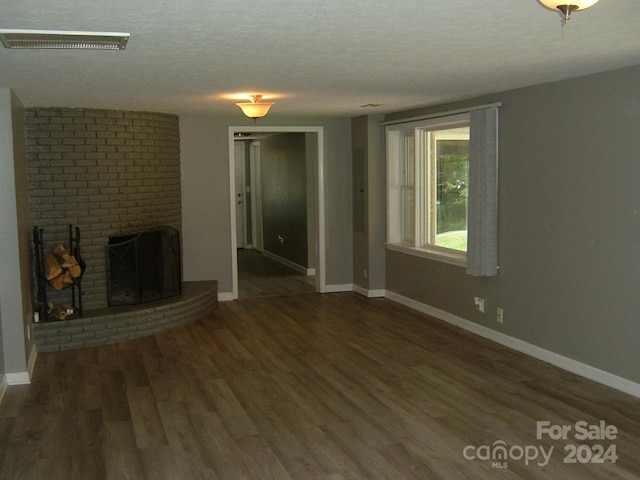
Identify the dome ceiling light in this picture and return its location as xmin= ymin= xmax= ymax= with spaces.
xmin=235 ymin=94 xmax=274 ymax=121
xmin=538 ymin=1 xmax=600 ymax=25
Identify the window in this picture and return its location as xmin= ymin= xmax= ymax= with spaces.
xmin=386 ymin=107 xmax=499 ymax=275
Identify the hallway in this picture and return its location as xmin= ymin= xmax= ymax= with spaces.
xmin=237 ymin=249 xmax=315 ymax=299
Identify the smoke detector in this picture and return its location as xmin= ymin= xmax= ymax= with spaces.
xmin=0 ymin=29 xmax=130 ymax=50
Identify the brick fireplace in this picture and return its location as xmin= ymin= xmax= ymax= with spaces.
xmin=26 ymin=107 xmax=182 ymax=311
xmin=27 ymin=107 xmax=220 ymax=352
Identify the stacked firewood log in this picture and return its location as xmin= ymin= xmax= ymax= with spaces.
xmin=44 ymin=243 xmax=82 ymax=290
xmin=47 ymin=302 xmax=76 ymax=320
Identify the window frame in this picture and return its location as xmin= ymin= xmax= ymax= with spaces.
xmin=386 ymin=113 xmax=471 ymax=267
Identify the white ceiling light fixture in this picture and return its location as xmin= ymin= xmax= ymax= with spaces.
xmin=235 ymin=94 xmax=275 ymax=121
xmin=0 ymin=29 xmax=130 ymax=50
xmin=538 ymin=1 xmax=600 ymax=25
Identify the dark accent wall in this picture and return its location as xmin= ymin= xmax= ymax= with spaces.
xmin=260 ymin=133 xmax=308 ymax=268
xmin=26 ymin=107 xmax=181 ymax=310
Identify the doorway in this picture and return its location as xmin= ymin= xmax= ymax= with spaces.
xmin=228 ymin=126 xmax=326 ymax=300
xmin=234 ymin=140 xmax=264 ymax=250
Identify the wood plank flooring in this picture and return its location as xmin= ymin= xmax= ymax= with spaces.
xmin=1 ymin=292 xmax=639 ymax=479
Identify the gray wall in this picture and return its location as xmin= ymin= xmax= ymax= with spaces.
xmin=352 ymin=116 xmax=369 ymax=290
xmin=383 ymin=65 xmax=640 ymax=384
xmin=180 ymin=115 xmax=353 ymax=295
xmin=305 ymin=133 xmax=318 ymax=270
xmin=0 ymin=89 xmax=32 ymax=377
xmin=180 ymin=116 xmax=233 ymax=291
xmin=352 ymin=114 xmax=386 ymax=292
xmin=260 ymin=133 xmax=308 ymax=267
xmin=367 ymin=114 xmax=386 ymax=292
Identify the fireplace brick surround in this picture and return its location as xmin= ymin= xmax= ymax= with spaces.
xmin=26 ymin=107 xmax=182 ymax=311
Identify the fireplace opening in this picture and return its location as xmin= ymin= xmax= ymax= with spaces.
xmin=107 ymin=226 xmax=182 ymax=306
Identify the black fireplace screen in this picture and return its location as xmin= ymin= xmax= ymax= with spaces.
xmin=107 ymin=226 xmax=181 ymax=306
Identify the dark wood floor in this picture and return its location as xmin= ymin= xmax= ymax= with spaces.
xmin=237 ymin=249 xmax=315 ymax=299
xmin=1 ymin=292 xmax=639 ymax=479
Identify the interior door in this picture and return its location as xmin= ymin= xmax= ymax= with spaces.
xmin=234 ymin=142 xmax=246 ymax=248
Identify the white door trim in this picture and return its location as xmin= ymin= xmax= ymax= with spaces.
xmin=228 ymin=126 xmax=326 ymax=299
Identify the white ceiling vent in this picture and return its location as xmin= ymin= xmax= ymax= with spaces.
xmin=0 ymin=29 xmax=130 ymax=50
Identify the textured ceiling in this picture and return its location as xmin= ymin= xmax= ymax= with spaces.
xmin=0 ymin=0 xmax=639 ymax=117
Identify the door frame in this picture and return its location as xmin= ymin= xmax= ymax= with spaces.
xmin=228 ymin=126 xmax=326 ymax=299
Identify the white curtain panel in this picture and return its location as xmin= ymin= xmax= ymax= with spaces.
xmin=466 ymin=107 xmax=499 ymax=277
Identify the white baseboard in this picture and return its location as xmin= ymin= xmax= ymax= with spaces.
xmin=6 ymin=371 xmax=30 ymax=385
xmin=0 ymin=345 xmax=37 ymax=405
xmin=353 ymin=285 xmax=386 ymax=298
xmin=261 ymin=250 xmax=313 ymax=275
xmin=324 ymin=283 xmax=354 ymax=293
xmin=218 ymin=292 xmax=235 ymax=302
xmin=385 ymin=290 xmax=640 ymax=400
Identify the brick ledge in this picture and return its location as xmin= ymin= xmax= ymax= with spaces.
xmin=33 ymin=281 xmax=218 ymax=352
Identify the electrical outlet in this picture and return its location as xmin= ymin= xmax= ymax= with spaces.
xmin=277 ymin=235 xmax=285 ymax=245
xmin=363 ymin=268 xmax=368 ymax=279
xmin=474 ymin=297 xmax=485 ymax=313
xmin=497 ymin=307 xmax=504 ymax=324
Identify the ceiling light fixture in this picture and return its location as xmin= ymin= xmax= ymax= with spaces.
xmin=538 ymin=1 xmax=600 ymax=24
xmin=0 ymin=29 xmax=130 ymax=50
xmin=236 ymin=95 xmax=274 ymax=121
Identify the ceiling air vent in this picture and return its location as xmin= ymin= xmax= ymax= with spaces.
xmin=0 ymin=29 xmax=130 ymax=50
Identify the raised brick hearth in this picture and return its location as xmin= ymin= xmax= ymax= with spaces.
xmin=33 ymin=281 xmax=218 ymax=352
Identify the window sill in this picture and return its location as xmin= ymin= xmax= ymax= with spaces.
xmin=386 ymin=243 xmax=467 ymax=268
